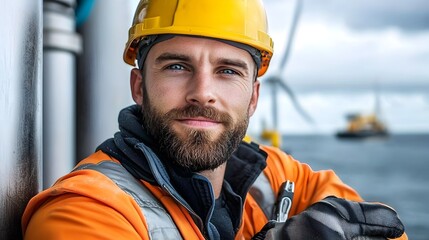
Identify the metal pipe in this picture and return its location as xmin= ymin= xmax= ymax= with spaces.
xmin=43 ymin=0 xmax=82 ymax=188
xmin=0 ymin=1 xmax=43 ymax=239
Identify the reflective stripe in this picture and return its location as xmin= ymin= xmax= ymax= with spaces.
xmin=249 ymin=172 xmax=276 ymax=219
xmin=74 ymin=161 xmax=182 ymax=240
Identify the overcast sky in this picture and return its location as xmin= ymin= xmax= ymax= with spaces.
xmin=263 ymin=0 xmax=429 ymax=89
xmin=247 ymin=0 xmax=429 ymax=134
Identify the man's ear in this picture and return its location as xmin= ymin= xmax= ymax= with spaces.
xmin=130 ymin=68 xmax=143 ymax=105
xmin=248 ymin=79 xmax=260 ymax=117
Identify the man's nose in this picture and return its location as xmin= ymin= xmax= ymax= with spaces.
xmin=185 ymin=71 xmax=216 ymax=106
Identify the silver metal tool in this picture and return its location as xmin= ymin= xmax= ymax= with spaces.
xmin=275 ymin=180 xmax=295 ymax=222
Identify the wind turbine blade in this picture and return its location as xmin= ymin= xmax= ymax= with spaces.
xmin=277 ymin=79 xmax=315 ymax=124
xmin=278 ymin=0 xmax=303 ymax=73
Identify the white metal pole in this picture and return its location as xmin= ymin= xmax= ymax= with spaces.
xmin=43 ymin=0 xmax=82 ymax=188
xmin=0 ymin=0 xmax=43 ymax=238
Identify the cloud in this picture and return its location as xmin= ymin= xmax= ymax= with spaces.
xmin=265 ymin=0 xmax=429 ymax=32
xmin=262 ymin=0 xmax=429 ymax=88
xmin=302 ymin=0 xmax=429 ymax=32
xmin=285 ymin=25 xmax=429 ymax=88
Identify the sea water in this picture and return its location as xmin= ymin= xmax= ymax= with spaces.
xmin=281 ymin=134 xmax=429 ymax=239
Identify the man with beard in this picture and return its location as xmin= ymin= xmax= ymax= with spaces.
xmin=22 ymin=0 xmax=406 ymax=239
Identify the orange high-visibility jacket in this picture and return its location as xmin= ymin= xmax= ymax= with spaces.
xmin=22 ymin=146 xmax=406 ymax=239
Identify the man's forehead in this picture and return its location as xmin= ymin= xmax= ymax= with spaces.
xmin=154 ymin=35 xmax=244 ymax=52
xmin=156 ymin=36 xmax=241 ymax=49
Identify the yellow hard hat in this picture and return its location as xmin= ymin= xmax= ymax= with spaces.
xmin=124 ymin=0 xmax=274 ymax=77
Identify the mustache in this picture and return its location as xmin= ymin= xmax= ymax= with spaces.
xmin=165 ymin=104 xmax=232 ymax=123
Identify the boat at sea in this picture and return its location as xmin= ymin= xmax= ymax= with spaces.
xmin=336 ymin=113 xmax=389 ymax=139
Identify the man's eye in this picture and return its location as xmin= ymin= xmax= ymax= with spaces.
xmin=166 ymin=64 xmax=185 ymax=70
xmin=220 ymin=69 xmax=238 ymax=75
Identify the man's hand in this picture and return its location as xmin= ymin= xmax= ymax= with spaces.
xmin=258 ymin=197 xmax=405 ymax=240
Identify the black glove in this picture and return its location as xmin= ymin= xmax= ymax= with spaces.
xmin=254 ymin=197 xmax=404 ymax=240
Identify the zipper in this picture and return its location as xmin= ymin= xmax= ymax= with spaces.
xmin=136 ymin=143 xmax=208 ymax=237
xmin=162 ymin=184 xmax=208 ymax=237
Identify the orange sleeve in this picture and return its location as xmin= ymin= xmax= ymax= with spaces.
xmin=260 ymin=145 xmax=408 ymax=240
xmin=261 ymin=145 xmax=363 ymax=216
xmin=22 ymin=163 xmax=150 ymax=239
xmin=242 ymin=145 xmax=363 ymax=238
xmin=24 ymin=194 xmax=144 ymax=240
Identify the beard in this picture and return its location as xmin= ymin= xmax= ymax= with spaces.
xmin=141 ymin=96 xmax=249 ymax=172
